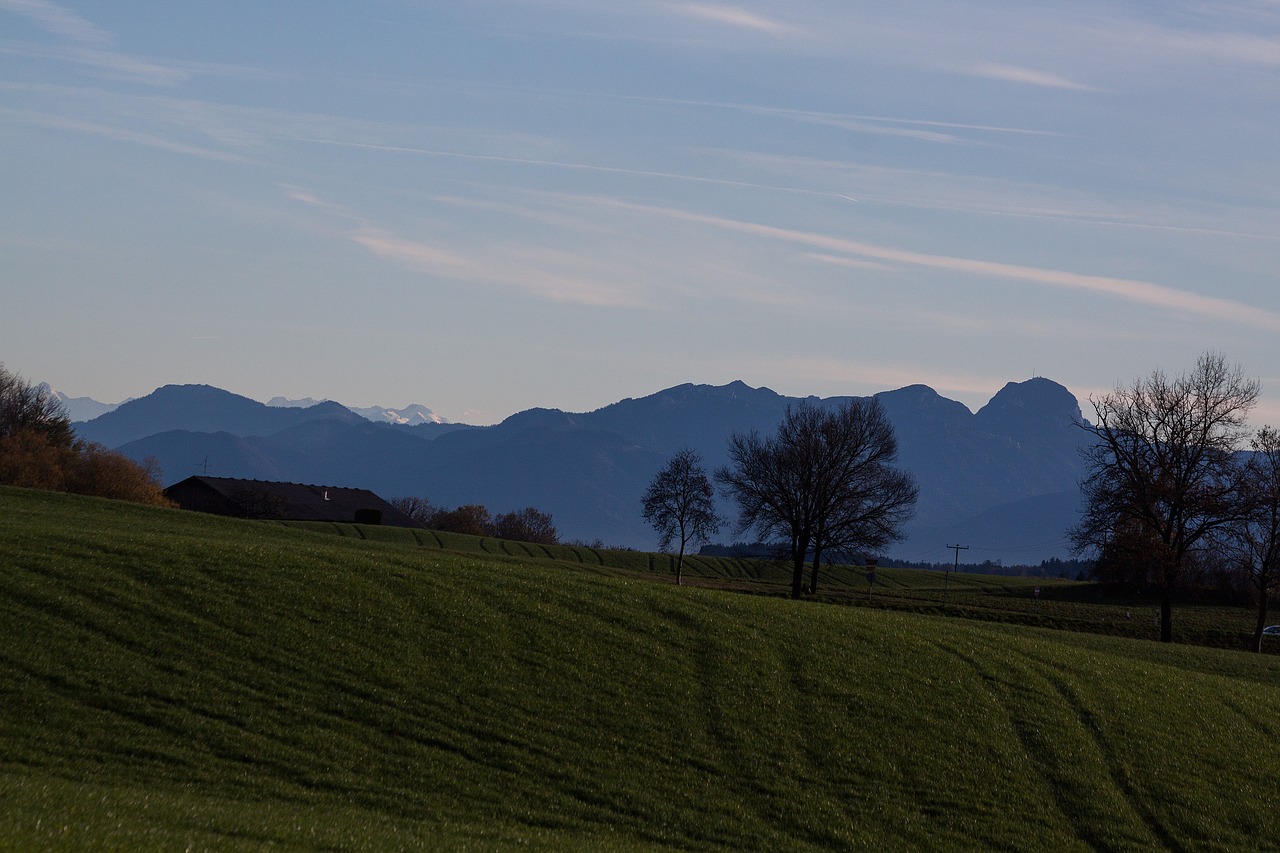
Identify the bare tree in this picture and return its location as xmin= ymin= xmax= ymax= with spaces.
xmin=494 ymin=507 xmax=560 ymax=545
xmin=803 ymin=401 xmax=918 ymax=594
xmin=717 ymin=399 xmax=917 ymax=600
xmin=1220 ymin=426 xmax=1280 ymax=652
xmin=641 ymin=448 xmax=722 ymax=585
xmin=391 ymin=495 xmax=436 ymax=525
xmin=1071 ymin=353 xmax=1259 ymax=643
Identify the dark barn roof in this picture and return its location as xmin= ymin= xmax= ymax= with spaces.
xmin=164 ymin=476 xmax=419 ymax=528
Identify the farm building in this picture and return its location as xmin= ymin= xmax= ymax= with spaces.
xmin=164 ymin=476 xmax=420 ymax=528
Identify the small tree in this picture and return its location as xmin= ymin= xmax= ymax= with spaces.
xmin=1222 ymin=426 xmax=1280 ymax=652
xmin=1071 ymin=353 xmax=1259 ymax=642
xmin=69 ymin=444 xmax=172 ymax=506
xmin=494 ymin=507 xmax=559 ymax=545
xmin=391 ymin=495 xmax=436 ymax=525
xmin=642 ymin=448 xmax=722 ymax=585
xmin=430 ymin=504 xmax=494 ymax=537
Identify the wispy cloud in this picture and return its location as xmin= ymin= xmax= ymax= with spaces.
xmin=287 ymin=134 xmax=855 ymax=200
xmin=961 ymin=62 xmax=1095 ymax=91
xmin=350 ymin=226 xmax=645 ymax=308
xmin=0 ymin=0 xmax=112 ymax=45
xmin=804 ymin=253 xmax=894 ymax=273
xmin=596 ymin=199 xmax=1280 ymax=331
xmin=600 ymin=91 xmax=1058 ymax=140
xmin=1130 ymin=26 xmax=1280 ymax=69
xmin=29 ymin=45 xmax=189 ymax=85
xmin=0 ymin=107 xmax=252 ymax=162
xmin=705 ymin=149 xmax=1280 ymax=240
xmin=0 ymin=0 xmax=188 ymax=86
xmin=671 ymin=3 xmax=799 ymax=36
xmin=278 ymin=184 xmax=357 ymax=218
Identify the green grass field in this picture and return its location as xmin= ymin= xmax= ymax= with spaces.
xmin=3 ymin=486 xmax=1279 ymax=850
xmin=285 ymin=519 xmax=1272 ymax=653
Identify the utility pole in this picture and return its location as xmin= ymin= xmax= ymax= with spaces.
xmin=944 ymin=543 xmax=969 ymax=607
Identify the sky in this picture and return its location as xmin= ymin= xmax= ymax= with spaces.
xmin=3 ymin=1 xmax=1279 ymax=426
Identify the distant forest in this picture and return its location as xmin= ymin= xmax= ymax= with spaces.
xmin=698 ymin=543 xmax=1091 ymax=579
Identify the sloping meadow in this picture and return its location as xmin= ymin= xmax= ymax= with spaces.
xmin=1 ymin=487 xmax=1277 ymax=850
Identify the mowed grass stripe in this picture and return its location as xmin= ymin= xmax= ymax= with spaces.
xmin=1 ymin=486 xmax=1278 ymax=849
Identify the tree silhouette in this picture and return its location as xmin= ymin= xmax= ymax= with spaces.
xmin=1071 ymin=352 xmax=1258 ymax=642
xmin=1220 ymin=426 xmax=1280 ymax=652
xmin=717 ymin=399 xmax=917 ymax=599
xmin=642 ymin=448 xmax=721 ymax=585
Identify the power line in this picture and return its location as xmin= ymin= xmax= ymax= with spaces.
xmin=944 ymin=543 xmax=969 ymax=605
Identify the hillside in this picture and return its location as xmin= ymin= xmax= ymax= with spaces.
xmin=2 ymin=487 xmax=1277 ymax=849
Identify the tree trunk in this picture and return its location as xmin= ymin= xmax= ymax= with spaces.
xmin=791 ymin=534 xmax=808 ymax=600
xmin=1158 ymin=554 xmax=1176 ymax=643
xmin=808 ymin=545 xmax=823 ymax=595
xmin=1253 ymin=588 xmax=1270 ymax=653
xmin=675 ymin=542 xmax=685 ymax=586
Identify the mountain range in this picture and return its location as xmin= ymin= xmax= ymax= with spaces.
xmin=266 ymin=397 xmax=448 ymax=425
xmin=39 ymin=384 xmax=130 ymax=423
xmin=70 ymin=379 xmax=1095 ymax=563
xmin=40 ymin=385 xmax=445 ymax=428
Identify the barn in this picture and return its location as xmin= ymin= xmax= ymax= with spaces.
xmin=164 ymin=476 xmax=420 ymax=528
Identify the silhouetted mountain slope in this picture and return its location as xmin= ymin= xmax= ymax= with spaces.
xmin=583 ymin=381 xmax=802 ymax=461
xmin=117 ymin=430 xmax=302 ymax=483
xmin=74 ymin=385 xmax=363 ymax=448
xmin=92 ymin=378 xmax=1094 ymax=561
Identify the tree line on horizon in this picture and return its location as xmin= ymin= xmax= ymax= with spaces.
xmin=390 ymin=496 xmax=561 ymax=546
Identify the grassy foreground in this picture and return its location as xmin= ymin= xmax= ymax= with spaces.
xmin=289 ymin=520 xmax=1270 ymax=652
xmin=2 ymin=487 xmax=1279 ymax=850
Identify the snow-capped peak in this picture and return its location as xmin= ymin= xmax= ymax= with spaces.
xmin=37 ymin=383 xmax=125 ymax=422
xmin=266 ymin=396 xmax=331 ymax=408
xmin=349 ymin=404 xmax=448 ymax=425
xmin=265 ymin=395 xmax=447 ymax=425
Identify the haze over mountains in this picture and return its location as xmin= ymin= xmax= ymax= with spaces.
xmin=69 ymin=379 xmax=1095 ymax=563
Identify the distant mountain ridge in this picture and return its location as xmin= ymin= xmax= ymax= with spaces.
xmin=74 ymin=385 xmax=365 ymax=449
xmin=73 ymin=378 xmax=1094 ymax=563
xmin=37 ymin=384 xmax=127 ymax=422
xmin=267 ymin=397 xmax=448 ymax=425
xmin=47 ymin=387 xmax=446 ymax=429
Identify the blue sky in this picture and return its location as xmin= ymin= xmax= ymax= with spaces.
xmin=3 ymin=1 xmax=1279 ymax=425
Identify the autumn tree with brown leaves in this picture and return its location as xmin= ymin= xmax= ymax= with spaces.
xmin=0 ymin=363 xmax=170 ymax=506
